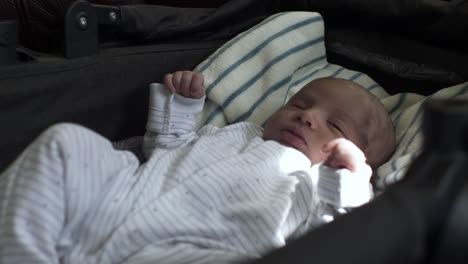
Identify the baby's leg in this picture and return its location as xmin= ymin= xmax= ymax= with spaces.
xmin=0 ymin=123 xmax=138 ymax=263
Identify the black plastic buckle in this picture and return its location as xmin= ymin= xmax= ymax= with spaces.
xmin=64 ymin=0 xmax=121 ymax=58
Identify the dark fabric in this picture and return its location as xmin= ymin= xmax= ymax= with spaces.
xmin=0 ymin=40 xmax=224 ymax=172
xmin=0 ymin=0 xmax=70 ymax=53
xmin=0 ymin=0 xmax=270 ymax=53
xmin=143 ymin=0 xmax=228 ymax=7
xmin=1 ymin=0 xmax=467 ymax=78
xmin=325 ymin=28 xmax=468 ymax=95
xmin=91 ymin=0 xmax=228 ymax=7
xmin=118 ymin=0 xmax=272 ymax=41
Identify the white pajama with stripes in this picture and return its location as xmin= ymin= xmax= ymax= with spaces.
xmin=0 ymin=84 xmax=371 ymax=264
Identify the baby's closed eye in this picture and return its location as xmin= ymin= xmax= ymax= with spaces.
xmin=327 ymin=120 xmax=346 ymax=137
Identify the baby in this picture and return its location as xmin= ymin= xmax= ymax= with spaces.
xmin=0 ymin=71 xmax=395 ymax=264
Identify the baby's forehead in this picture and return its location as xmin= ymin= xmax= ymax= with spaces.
xmin=293 ymin=79 xmax=373 ymax=108
xmin=298 ymin=78 xmax=363 ymax=95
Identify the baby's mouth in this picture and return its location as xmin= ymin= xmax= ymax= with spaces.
xmin=280 ymin=128 xmax=307 ymax=149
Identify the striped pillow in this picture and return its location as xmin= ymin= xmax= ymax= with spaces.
xmin=194 ymin=11 xmax=468 ymax=190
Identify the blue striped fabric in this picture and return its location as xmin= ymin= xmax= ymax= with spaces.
xmin=193 ymin=11 xmax=468 ymax=190
xmin=205 ymin=16 xmax=323 ymax=95
xmin=196 ymin=12 xmax=287 ymax=73
xmin=375 ymin=83 xmax=468 ymax=190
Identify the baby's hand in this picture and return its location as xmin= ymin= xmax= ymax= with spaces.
xmin=322 ymin=138 xmax=371 ymax=174
xmin=163 ymin=71 xmax=205 ymax=99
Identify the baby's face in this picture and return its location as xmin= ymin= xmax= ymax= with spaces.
xmin=263 ymin=78 xmax=375 ymax=165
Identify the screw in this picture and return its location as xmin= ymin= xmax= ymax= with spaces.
xmin=78 ymin=15 xmax=88 ymax=30
xmin=109 ymin=11 xmax=117 ymax=22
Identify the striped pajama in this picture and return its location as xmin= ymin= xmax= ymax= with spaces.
xmin=0 ymin=84 xmax=372 ymax=264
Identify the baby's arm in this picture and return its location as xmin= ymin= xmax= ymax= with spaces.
xmin=317 ymin=138 xmax=373 ymax=208
xmin=286 ymin=139 xmax=373 ymax=240
xmin=142 ymin=71 xmax=205 ymax=158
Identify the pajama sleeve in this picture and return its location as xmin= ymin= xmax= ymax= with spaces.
xmin=316 ymin=164 xmax=374 ymax=208
xmin=281 ymin=163 xmax=374 ymax=241
xmin=142 ymin=83 xmax=205 ymax=159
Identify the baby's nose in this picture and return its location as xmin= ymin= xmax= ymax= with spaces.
xmin=300 ymin=116 xmax=313 ymax=127
xmin=298 ymin=110 xmax=319 ymax=129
